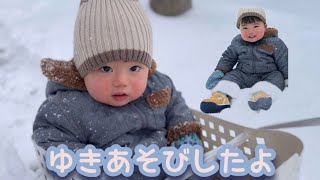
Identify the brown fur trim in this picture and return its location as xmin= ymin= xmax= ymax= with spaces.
xmin=148 ymin=60 xmax=157 ymax=77
xmin=263 ymin=28 xmax=278 ymax=38
xmin=146 ymin=86 xmax=171 ymax=108
xmin=167 ymin=122 xmax=201 ymax=145
xmin=41 ymin=58 xmax=87 ymax=91
xmin=257 ymin=44 xmax=274 ymax=54
xmin=41 ymin=58 xmax=157 ymax=90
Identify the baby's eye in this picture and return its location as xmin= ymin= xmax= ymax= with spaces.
xmin=100 ymin=66 xmax=113 ymax=72
xmin=130 ymin=65 xmax=142 ymax=72
xmin=254 ymin=25 xmax=259 ymax=28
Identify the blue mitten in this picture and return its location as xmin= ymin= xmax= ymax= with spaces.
xmin=206 ymin=70 xmax=224 ymax=90
xmin=172 ymin=133 xmax=202 ymax=148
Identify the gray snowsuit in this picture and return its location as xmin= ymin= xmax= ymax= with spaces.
xmin=215 ymin=28 xmax=288 ymax=90
xmin=33 ymin=71 xmax=198 ymax=151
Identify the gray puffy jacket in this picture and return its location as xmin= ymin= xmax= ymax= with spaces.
xmin=33 ymin=70 xmax=198 ymax=152
xmin=216 ymin=28 xmax=288 ymax=79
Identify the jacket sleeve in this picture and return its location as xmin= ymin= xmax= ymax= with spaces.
xmin=274 ymin=39 xmax=288 ymax=79
xmin=164 ymin=76 xmax=201 ymax=145
xmin=32 ymin=100 xmax=87 ymax=151
xmin=215 ymin=38 xmax=239 ymax=74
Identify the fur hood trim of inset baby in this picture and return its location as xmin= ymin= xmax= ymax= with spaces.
xmin=263 ymin=28 xmax=278 ymax=38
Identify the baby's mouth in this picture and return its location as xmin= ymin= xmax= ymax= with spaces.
xmin=113 ymin=93 xmax=128 ymax=96
xmin=112 ymin=92 xmax=129 ymax=100
xmin=249 ymin=35 xmax=256 ymax=38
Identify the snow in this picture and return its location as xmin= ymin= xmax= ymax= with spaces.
xmin=1 ymin=0 xmax=319 ymax=179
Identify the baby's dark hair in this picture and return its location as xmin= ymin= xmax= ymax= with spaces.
xmin=241 ymin=16 xmax=264 ymax=26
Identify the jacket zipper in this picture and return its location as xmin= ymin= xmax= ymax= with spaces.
xmin=129 ymin=103 xmax=147 ymax=129
xmin=251 ymin=46 xmax=257 ymax=73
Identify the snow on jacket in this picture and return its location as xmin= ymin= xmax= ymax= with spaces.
xmin=215 ymin=28 xmax=288 ymax=80
xmin=32 ymin=59 xmax=200 ymax=152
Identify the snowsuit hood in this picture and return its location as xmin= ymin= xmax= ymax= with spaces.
xmin=41 ymin=58 xmax=157 ymax=91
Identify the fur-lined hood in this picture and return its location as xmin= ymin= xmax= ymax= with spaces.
xmin=41 ymin=58 xmax=157 ymax=91
xmin=263 ymin=27 xmax=278 ymax=38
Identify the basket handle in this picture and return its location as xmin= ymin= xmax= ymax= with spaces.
xmin=259 ymin=117 xmax=320 ymax=129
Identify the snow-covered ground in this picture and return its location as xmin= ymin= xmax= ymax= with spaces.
xmin=1 ymin=0 xmax=319 ymax=179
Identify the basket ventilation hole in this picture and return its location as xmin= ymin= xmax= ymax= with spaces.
xmin=244 ymin=147 xmax=251 ymax=155
xmin=202 ymin=130 xmax=207 ymax=137
xmin=229 ymin=129 xmax=236 ymax=137
xmin=200 ymin=118 xmax=205 ymax=125
xmin=211 ymin=134 xmax=216 ymax=141
xmin=209 ymin=122 xmax=214 ymax=129
xmin=219 ymin=125 xmax=225 ymax=133
xmin=203 ymin=141 xmax=209 ymax=148
xmin=256 ymin=137 xmax=265 ymax=144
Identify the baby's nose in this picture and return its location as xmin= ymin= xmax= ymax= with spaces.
xmin=112 ymin=73 xmax=128 ymax=87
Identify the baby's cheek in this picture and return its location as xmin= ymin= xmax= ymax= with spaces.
xmin=132 ymin=81 xmax=147 ymax=98
xmin=88 ymin=84 xmax=110 ymax=103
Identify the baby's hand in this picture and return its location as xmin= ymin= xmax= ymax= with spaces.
xmin=206 ymin=70 xmax=224 ymax=90
xmin=172 ymin=133 xmax=202 ymax=148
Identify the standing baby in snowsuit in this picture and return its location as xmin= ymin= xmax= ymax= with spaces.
xmin=32 ymin=0 xmax=201 ymax=179
xmin=201 ymin=8 xmax=288 ymax=113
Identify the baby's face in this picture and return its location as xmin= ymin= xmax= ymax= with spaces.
xmin=84 ymin=61 xmax=149 ymax=106
xmin=240 ymin=21 xmax=267 ymax=42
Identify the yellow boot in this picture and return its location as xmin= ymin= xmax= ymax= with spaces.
xmin=248 ymin=91 xmax=272 ymax=110
xmin=200 ymin=92 xmax=230 ymax=113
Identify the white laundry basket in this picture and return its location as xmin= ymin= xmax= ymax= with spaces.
xmin=192 ymin=109 xmax=303 ymax=180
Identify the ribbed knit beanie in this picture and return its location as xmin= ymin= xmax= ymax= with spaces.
xmin=236 ymin=8 xmax=266 ymax=29
xmin=74 ymin=0 xmax=153 ymax=77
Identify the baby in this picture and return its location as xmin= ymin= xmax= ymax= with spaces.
xmin=201 ymin=8 xmax=288 ymax=113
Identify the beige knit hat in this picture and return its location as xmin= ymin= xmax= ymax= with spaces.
xmin=74 ymin=0 xmax=153 ymax=77
xmin=236 ymin=8 xmax=266 ymax=29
